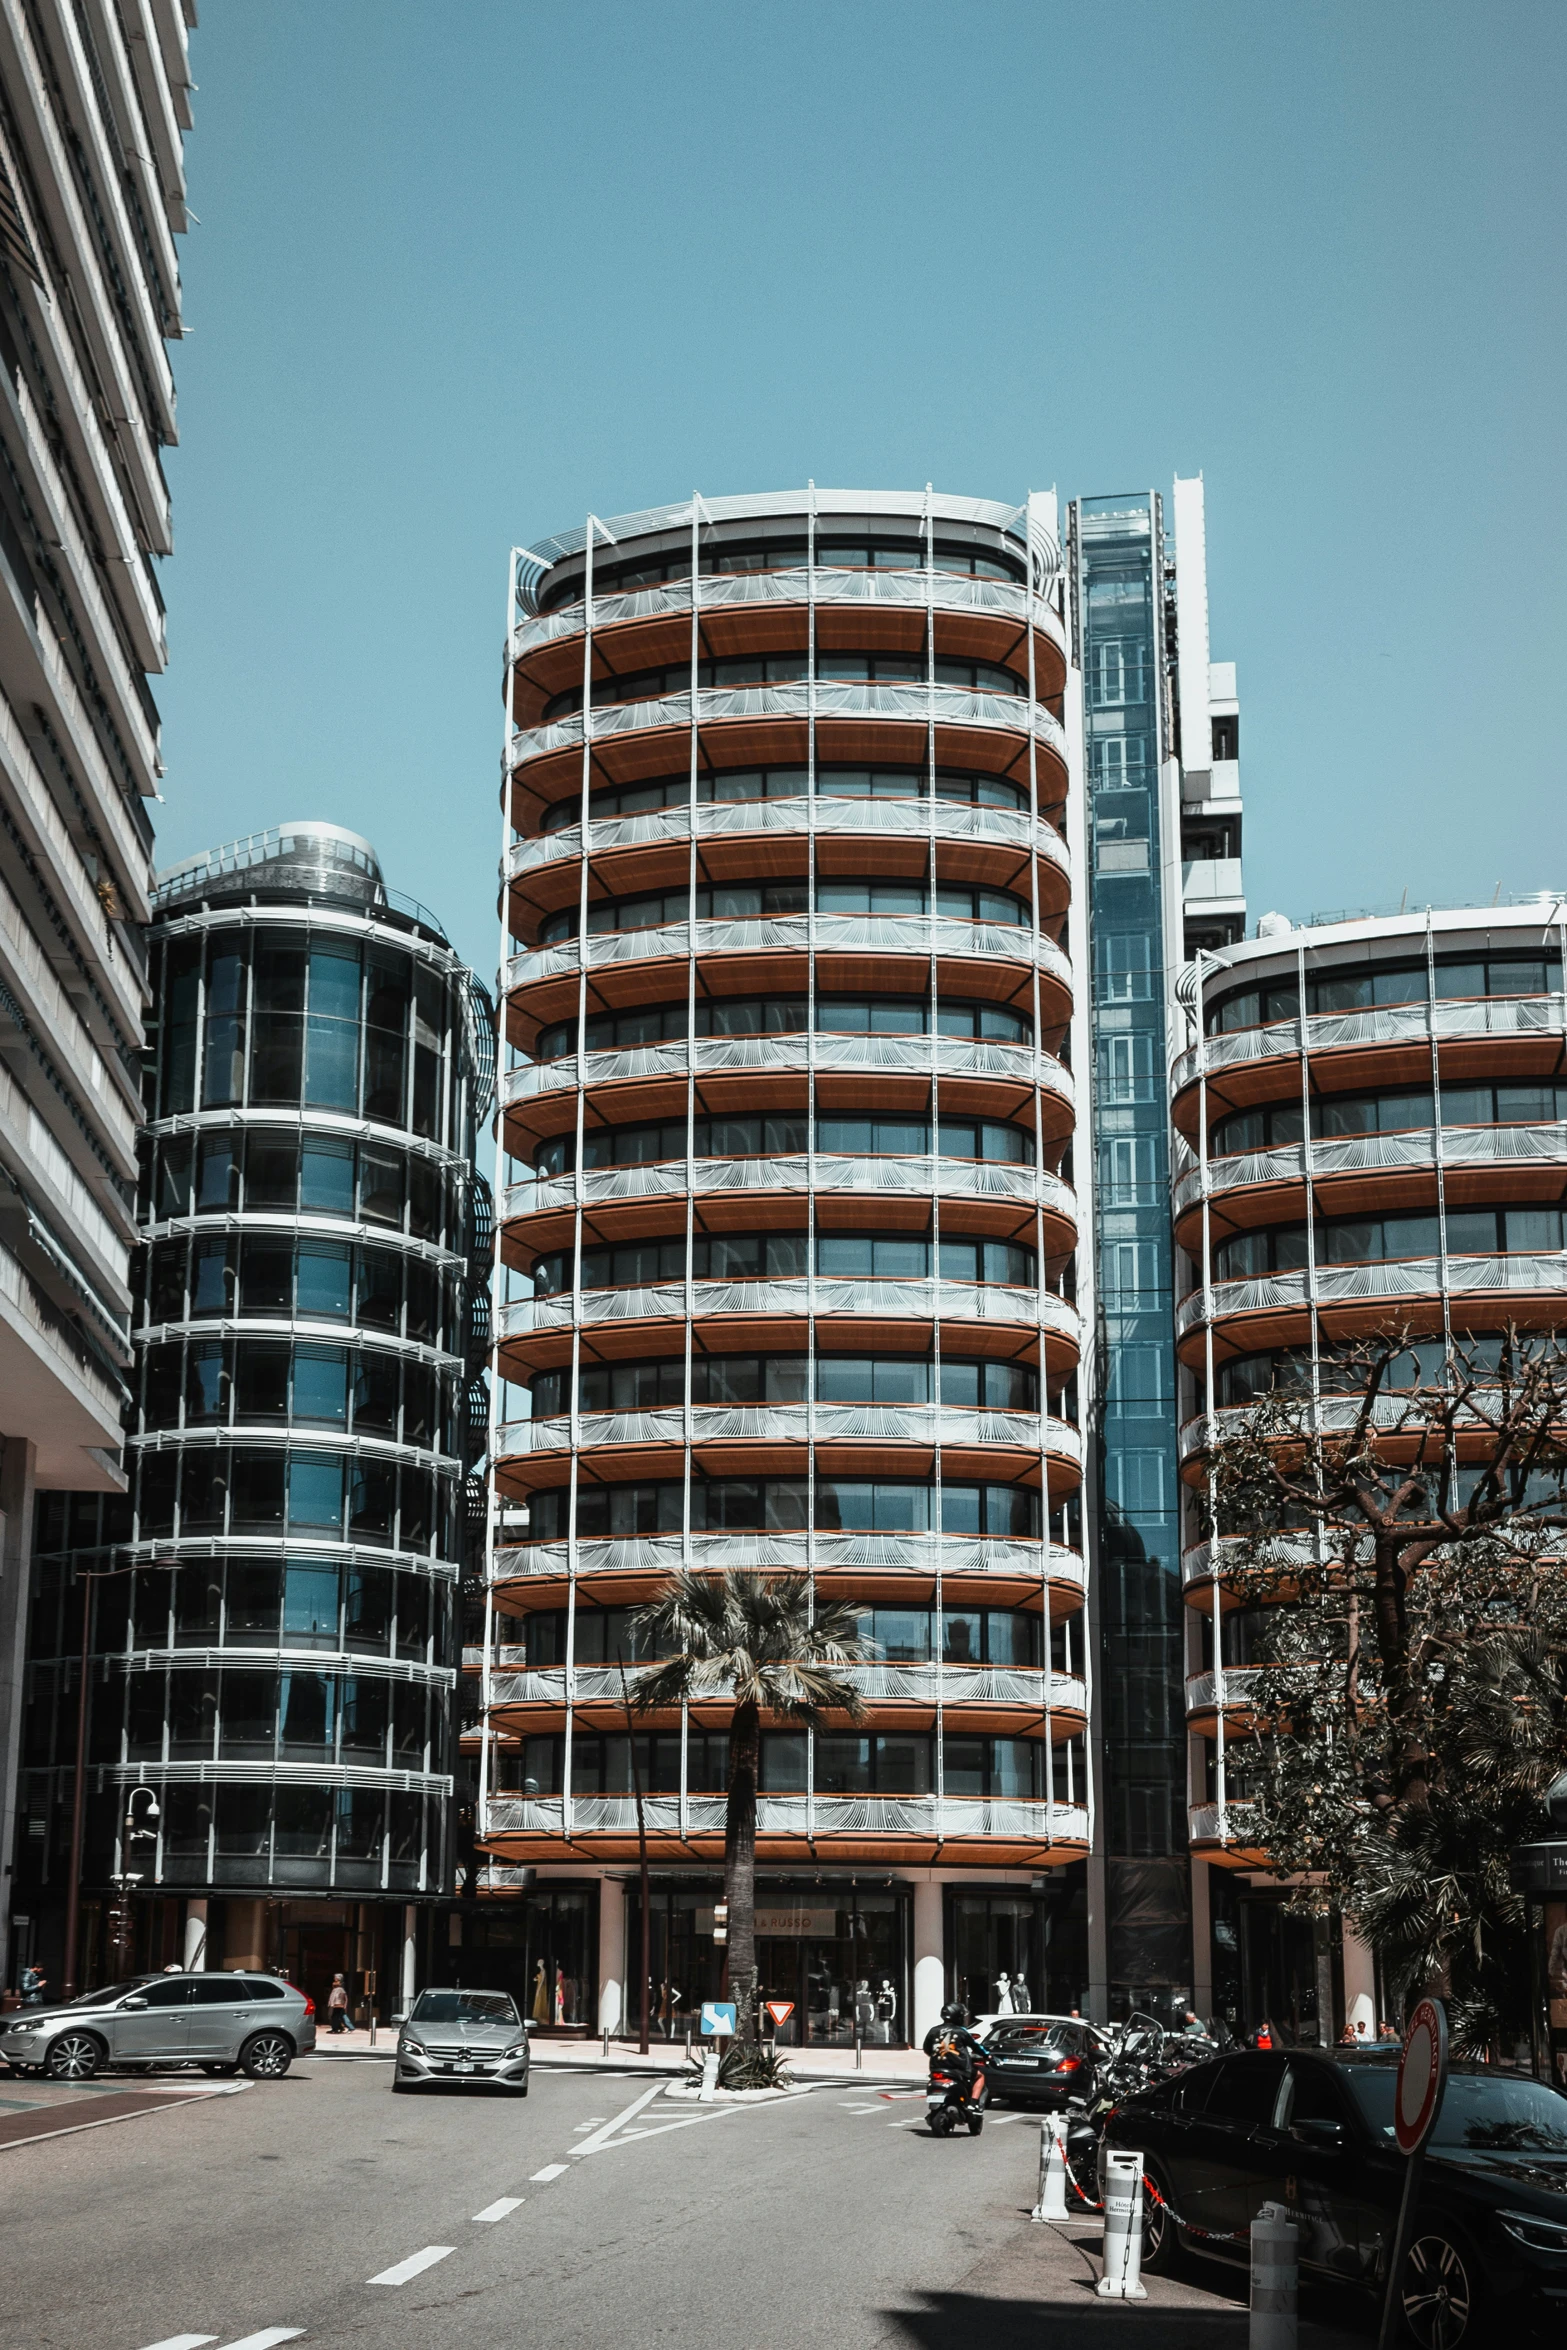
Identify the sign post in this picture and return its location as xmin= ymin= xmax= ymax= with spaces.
xmin=1376 ymin=1998 xmax=1449 ymax=2350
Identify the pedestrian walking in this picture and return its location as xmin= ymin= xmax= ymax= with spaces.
xmin=327 ymin=1973 xmax=351 ymax=2034
xmin=20 ymin=1964 xmax=45 ymax=2006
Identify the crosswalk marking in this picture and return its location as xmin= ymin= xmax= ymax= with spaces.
xmin=472 ymin=2197 xmax=524 ymax=2222
xmin=136 ymin=2336 xmax=218 ymax=2349
xmin=216 ymin=2333 xmax=306 ymax=2350
xmin=367 ymin=2246 xmax=454 ymax=2287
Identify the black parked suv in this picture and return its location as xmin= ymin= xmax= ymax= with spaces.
xmin=1104 ymin=2048 xmax=1567 ymax=2348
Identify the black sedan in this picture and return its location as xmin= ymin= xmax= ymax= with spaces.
xmin=1104 ymin=2047 xmax=1567 ymax=2349
xmin=982 ymin=2017 xmax=1102 ymax=2107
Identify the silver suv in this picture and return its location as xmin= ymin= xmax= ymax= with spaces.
xmin=0 ymin=1972 xmax=316 ymax=2080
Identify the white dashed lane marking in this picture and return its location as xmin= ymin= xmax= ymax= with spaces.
xmin=472 ymin=2197 xmax=524 ymax=2222
xmin=216 ymin=2334 xmax=306 ymax=2350
xmin=367 ymin=2246 xmax=454 ymax=2287
xmin=137 ymin=2337 xmax=218 ymax=2349
xmin=530 ymin=2162 xmax=568 ymax=2182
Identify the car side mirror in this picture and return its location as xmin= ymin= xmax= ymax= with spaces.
xmin=523 ymin=2018 xmax=537 ymax=2032
xmin=1291 ymin=2118 xmax=1344 ymax=2146
xmin=121 ymin=1996 xmax=148 ymax=2010
xmin=390 ymin=2012 xmax=407 ymax=2026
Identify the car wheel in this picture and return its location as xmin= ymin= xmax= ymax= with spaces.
xmin=1138 ymin=2167 xmax=1182 ymax=2277
xmin=239 ymin=2031 xmax=294 ymax=2080
xmin=45 ymin=2031 xmax=104 ymax=2081
xmin=1401 ymin=2226 xmax=1477 ymax=2350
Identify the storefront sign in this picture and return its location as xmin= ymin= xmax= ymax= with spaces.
xmin=1511 ymin=1839 xmax=1567 ymax=1894
xmin=697 ymin=1906 xmax=838 ymax=1938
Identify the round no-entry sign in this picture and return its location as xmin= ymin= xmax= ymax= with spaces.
xmin=1394 ymin=1997 xmax=1449 ymax=2155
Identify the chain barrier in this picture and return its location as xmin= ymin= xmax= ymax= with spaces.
xmin=1063 ymin=2151 xmax=1251 ymax=2243
xmin=1142 ymin=2171 xmax=1251 ymax=2244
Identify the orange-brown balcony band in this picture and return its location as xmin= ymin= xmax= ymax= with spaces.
xmin=509 ymin=715 xmax=1069 ymax=835
xmin=508 ymin=588 xmax=1069 ymax=724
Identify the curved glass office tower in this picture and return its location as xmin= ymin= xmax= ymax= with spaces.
xmin=479 ymin=491 xmax=1090 ymax=2043
xmin=20 ymin=824 xmax=490 ymax=1994
xmin=1172 ymin=903 xmax=1567 ymax=2030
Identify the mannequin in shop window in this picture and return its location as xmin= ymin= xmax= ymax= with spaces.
xmin=876 ymin=1978 xmax=898 ymax=2043
xmin=854 ymin=1979 xmax=875 ymax=2039
xmin=532 ymin=1959 xmax=549 ymax=2027
xmin=1011 ymin=1974 xmax=1031 ymax=2015
xmin=994 ymin=1970 xmax=1013 ymax=2014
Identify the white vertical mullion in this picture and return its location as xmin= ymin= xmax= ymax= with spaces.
xmin=479 ymin=545 xmax=519 ymax=1866
xmin=924 ymin=484 xmax=944 ymax=1822
xmin=806 ymin=481 xmax=818 ymax=1843
xmin=1024 ymin=501 xmax=1054 ymax=1828
xmin=1197 ymin=954 xmax=1226 ymax=1834
xmin=564 ymin=520 xmax=601 ymax=1838
xmin=682 ymin=494 xmax=702 ymax=1841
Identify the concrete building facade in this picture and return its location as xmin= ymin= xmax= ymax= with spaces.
xmin=1173 ymin=902 xmax=1567 ymax=2036
xmin=0 ymin=0 xmax=194 ymax=1989
xmin=476 ymin=490 xmax=1092 ymax=2044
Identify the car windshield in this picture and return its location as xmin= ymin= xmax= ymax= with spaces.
xmin=408 ymin=1991 xmax=519 ymax=2027
xmin=991 ymin=2023 xmax=1073 ymax=2051
xmin=1346 ymin=2068 xmax=1567 ymax=2154
xmin=69 ymin=1978 xmax=156 ymax=2007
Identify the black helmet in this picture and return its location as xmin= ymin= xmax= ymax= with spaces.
xmin=940 ymin=2001 xmax=969 ymax=2027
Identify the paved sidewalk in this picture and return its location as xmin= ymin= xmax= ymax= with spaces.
xmin=307 ymin=2024 xmax=928 ymax=2084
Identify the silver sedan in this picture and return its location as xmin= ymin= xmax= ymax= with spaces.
xmin=393 ymin=1989 xmax=531 ymax=2093
xmin=0 ymin=1972 xmax=315 ymax=2080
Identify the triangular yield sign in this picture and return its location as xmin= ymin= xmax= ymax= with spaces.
xmin=765 ymin=2000 xmax=794 ymax=2025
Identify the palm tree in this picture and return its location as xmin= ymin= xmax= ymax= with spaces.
xmin=632 ymin=1569 xmax=867 ymax=2041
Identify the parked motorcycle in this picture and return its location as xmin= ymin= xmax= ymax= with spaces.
xmin=1062 ymin=2013 xmax=1223 ymax=2199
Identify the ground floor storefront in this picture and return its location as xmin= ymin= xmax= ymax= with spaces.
xmin=441 ymin=1863 xmax=1089 ymax=2048
xmin=5 ymin=1891 xmax=441 ymax=2027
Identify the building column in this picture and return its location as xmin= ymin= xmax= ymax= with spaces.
xmin=183 ymin=1899 xmax=208 ymax=1970
xmin=401 ymin=1904 xmax=417 ymax=2013
xmin=1190 ymin=1858 xmax=1213 ymax=2019
xmin=1342 ymin=1921 xmax=1376 ymax=2042
xmin=598 ymin=1874 xmax=625 ymax=2039
xmin=0 ymin=1438 xmax=38 ymax=1993
xmin=225 ymin=1898 xmax=267 ymax=1971
xmin=912 ymin=1876 xmax=944 ymax=2047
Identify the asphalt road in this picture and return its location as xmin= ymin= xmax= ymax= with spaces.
xmin=0 ymin=2056 xmax=1374 ymax=2350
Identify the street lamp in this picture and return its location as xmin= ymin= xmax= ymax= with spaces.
xmin=62 ymin=1558 xmax=177 ymax=1998
xmin=106 ymin=1787 xmax=161 ymax=1972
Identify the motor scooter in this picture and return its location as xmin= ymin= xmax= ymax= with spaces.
xmin=926 ymin=2050 xmax=987 ymax=2136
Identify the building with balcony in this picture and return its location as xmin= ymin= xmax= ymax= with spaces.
xmin=12 ymin=824 xmax=493 ymax=2018
xmin=0 ymin=2 xmax=194 ymax=1992
xmin=476 ymin=490 xmax=1092 ymax=2046
xmin=1171 ymin=901 xmax=1567 ymax=2037
xmin=1071 ymin=480 xmax=1247 ymax=2023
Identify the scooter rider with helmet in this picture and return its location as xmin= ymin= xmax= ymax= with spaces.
xmin=923 ymin=2001 xmax=989 ymax=2134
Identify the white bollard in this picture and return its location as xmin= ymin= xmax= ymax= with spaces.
xmin=1250 ymin=2201 xmax=1298 ymax=2350
xmin=698 ymin=2048 xmax=720 ymax=2103
xmin=1031 ymin=2111 xmax=1071 ymax=2222
xmin=1096 ymin=2149 xmax=1148 ymax=2299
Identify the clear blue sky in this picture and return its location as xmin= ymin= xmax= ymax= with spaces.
xmin=158 ymin=1 xmax=1567 ymax=978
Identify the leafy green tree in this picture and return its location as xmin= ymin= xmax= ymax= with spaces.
xmin=1204 ymin=1328 xmax=1567 ymax=2049
xmin=632 ymin=1569 xmax=867 ymax=2040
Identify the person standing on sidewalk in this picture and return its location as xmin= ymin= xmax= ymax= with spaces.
xmin=327 ymin=1973 xmax=351 ymax=2034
